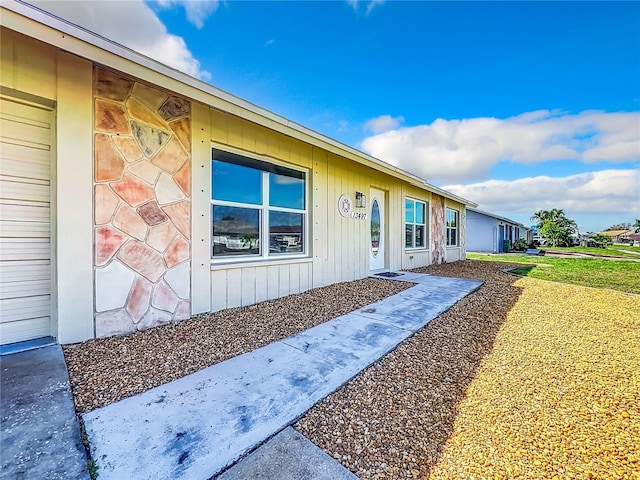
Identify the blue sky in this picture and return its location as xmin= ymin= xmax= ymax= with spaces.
xmin=32 ymin=0 xmax=640 ymax=232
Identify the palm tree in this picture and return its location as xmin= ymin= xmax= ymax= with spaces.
xmin=530 ymin=209 xmax=577 ymax=247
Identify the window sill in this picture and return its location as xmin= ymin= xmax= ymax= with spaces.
xmin=211 ymin=255 xmax=313 ymax=270
xmin=404 ymin=247 xmax=429 ymax=253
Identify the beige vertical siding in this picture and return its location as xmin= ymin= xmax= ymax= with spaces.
xmin=207 ymin=108 xmax=463 ymax=311
xmin=400 ymin=184 xmax=433 ymax=270
xmin=1 ymin=29 xmax=57 ymax=101
xmin=210 ymin=260 xmax=313 ymax=312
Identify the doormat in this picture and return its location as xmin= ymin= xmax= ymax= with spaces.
xmin=375 ymin=272 xmax=404 ymax=278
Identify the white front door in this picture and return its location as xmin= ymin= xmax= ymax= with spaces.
xmin=369 ymin=188 xmax=385 ymax=271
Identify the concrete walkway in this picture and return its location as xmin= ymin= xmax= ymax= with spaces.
xmin=0 ymin=345 xmax=89 ymax=480
xmin=83 ymin=273 xmax=482 ymax=480
xmin=217 ymin=426 xmax=359 ymax=480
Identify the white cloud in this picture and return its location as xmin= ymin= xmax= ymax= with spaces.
xmin=155 ymin=0 xmax=219 ymax=29
xmin=366 ymin=0 xmax=384 ymax=15
xmin=364 ymin=114 xmax=404 ymax=134
xmin=443 ymin=169 xmax=640 ymax=216
xmin=29 ymin=0 xmax=211 ymax=80
xmin=347 ymin=0 xmax=384 ymax=15
xmin=361 ymin=110 xmax=640 ymax=184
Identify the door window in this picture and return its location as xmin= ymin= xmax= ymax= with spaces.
xmin=371 ymin=199 xmax=380 ymax=256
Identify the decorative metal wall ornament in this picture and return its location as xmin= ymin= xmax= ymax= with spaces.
xmin=338 ymin=194 xmax=353 ymax=218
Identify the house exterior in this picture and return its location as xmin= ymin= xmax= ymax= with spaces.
xmin=628 ymin=233 xmax=640 ymax=246
xmin=466 ymin=208 xmax=528 ymax=253
xmin=599 ymin=229 xmax=637 ymax=244
xmin=0 ymin=1 xmax=475 ymax=347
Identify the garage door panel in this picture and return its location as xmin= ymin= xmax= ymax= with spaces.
xmin=0 ymin=142 xmax=50 ymax=179
xmin=0 ymin=260 xmax=50 ymax=282
xmin=0 ymin=97 xmax=52 ymax=345
xmin=0 ymin=239 xmax=50 ymax=261
xmin=0 ymin=179 xmax=50 ymax=202
xmin=0 ymin=158 xmax=50 ymax=181
xmin=0 ymin=118 xmax=51 ymax=149
xmin=0 ymin=98 xmax=51 ymax=124
xmin=0 ymin=203 xmax=50 ymax=222
xmin=0 ymin=220 xmax=50 ymax=238
xmin=0 ymin=317 xmax=51 ymax=345
xmin=0 ymin=279 xmax=51 ymax=300
xmin=0 ymin=296 xmax=50 ymax=323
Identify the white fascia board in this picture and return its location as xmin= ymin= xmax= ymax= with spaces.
xmin=1 ymin=0 xmax=476 ymax=207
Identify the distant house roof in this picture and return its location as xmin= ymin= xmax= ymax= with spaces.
xmin=600 ymin=229 xmax=636 ymax=237
xmin=467 ymin=208 xmax=527 ymax=229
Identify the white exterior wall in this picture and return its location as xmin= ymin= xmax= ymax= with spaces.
xmin=466 ymin=211 xmax=498 ymax=252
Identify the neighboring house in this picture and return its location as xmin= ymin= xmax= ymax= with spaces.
xmin=0 ymin=1 xmax=476 ymax=347
xmin=628 ymin=233 xmax=640 ymax=245
xmin=466 ymin=208 xmax=528 ymax=253
xmin=599 ymin=230 xmax=637 ymax=244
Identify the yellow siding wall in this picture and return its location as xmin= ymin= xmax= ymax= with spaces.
xmin=400 ymin=184 xmax=433 ymax=270
xmin=208 ymin=109 xmax=457 ymax=311
xmin=1 ymin=25 xmax=468 ymax=333
xmin=1 ymin=29 xmax=57 ymax=100
xmin=445 ymin=199 xmax=465 ymax=263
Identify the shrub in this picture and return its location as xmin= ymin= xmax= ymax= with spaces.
xmin=512 ymin=238 xmax=529 ymax=251
xmin=590 ymin=233 xmax=613 ymax=249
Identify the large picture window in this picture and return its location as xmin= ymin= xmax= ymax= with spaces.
xmin=446 ymin=208 xmax=458 ymax=246
xmin=405 ymin=198 xmax=426 ymax=249
xmin=211 ymin=150 xmax=306 ymax=259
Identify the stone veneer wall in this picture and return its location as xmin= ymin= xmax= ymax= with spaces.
xmin=93 ymin=67 xmax=191 ymax=337
xmin=431 ymin=194 xmax=445 ymax=265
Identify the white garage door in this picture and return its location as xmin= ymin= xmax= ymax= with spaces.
xmin=0 ymin=97 xmax=53 ymax=345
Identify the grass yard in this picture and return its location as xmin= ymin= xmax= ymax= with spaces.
xmin=546 ymin=245 xmax=640 ymax=259
xmin=468 ymin=253 xmax=640 ymax=295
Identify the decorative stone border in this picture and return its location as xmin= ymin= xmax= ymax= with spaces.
xmin=93 ymin=67 xmax=192 ymax=337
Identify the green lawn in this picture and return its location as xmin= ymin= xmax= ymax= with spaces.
xmin=544 ymin=245 xmax=640 ymax=259
xmin=468 ymin=253 xmax=640 ymax=294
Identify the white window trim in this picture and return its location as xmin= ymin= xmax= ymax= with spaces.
xmin=211 ymin=149 xmax=309 ymax=264
xmin=405 ymin=197 xmax=428 ymax=250
xmin=446 ymin=207 xmax=459 ymax=247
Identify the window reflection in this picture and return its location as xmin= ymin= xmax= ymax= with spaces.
xmin=405 ymin=198 xmax=427 ymax=249
xmin=269 ymin=211 xmax=303 ymax=253
xmin=405 ymin=224 xmax=413 ymax=248
xmin=211 ymin=150 xmax=307 ymax=260
xmin=446 ymin=208 xmax=458 ymax=246
xmin=269 ymin=172 xmax=305 ymax=210
xmin=371 ymin=199 xmax=380 ymax=256
xmin=212 ymin=160 xmax=262 ymax=204
xmin=212 ymin=206 xmax=260 ymax=256
xmin=405 ymin=199 xmax=414 ymax=223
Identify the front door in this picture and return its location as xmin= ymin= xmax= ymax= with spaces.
xmin=369 ymin=188 xmax=385 ymax=271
